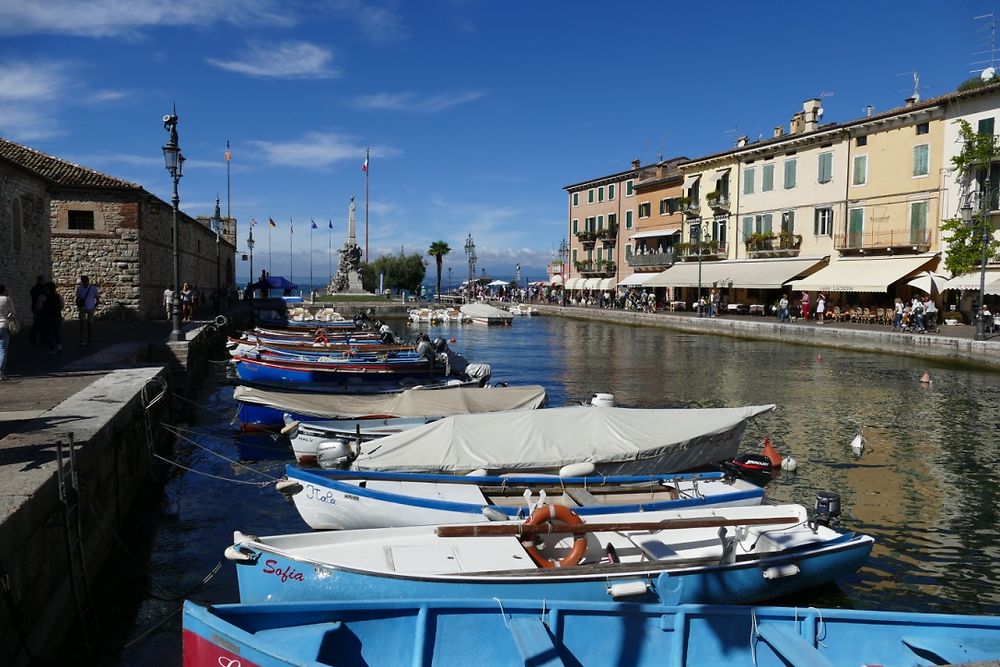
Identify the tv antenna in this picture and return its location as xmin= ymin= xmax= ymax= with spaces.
xmin=896 ymin=70 xmax=926 ymax=102
xmin=971 ymin=13 xmax=999 ymax=76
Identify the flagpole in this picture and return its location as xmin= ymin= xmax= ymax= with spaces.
xmin=289 ymin=218 xmax=293 ymax=287
xmin=268 ymin=220 xmax=272 ymax=275
xmin=225 ymin=141 xmax=232 ymax=253
xmin=328 ymin=219 xmax=333 ymax=285
xmin=310 ymin=221 xmax=314 ymax=292
xmin=365 ymin=147 xmax=370 ymax=263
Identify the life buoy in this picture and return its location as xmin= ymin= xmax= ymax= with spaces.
xmin=522 ymin=504 xmax=587 ymax=569
xmin=315 ymin=333 xmax=329 ymax=344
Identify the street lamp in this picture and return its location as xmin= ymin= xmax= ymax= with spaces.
xmin=247 ymin=229 xmax=255 ymax=300
xmin=558 ymin=237 xmax=569 ymax=284
xmin=694 ymin=220 xmax=704 ymax=315
xmin=161 ymin=106 xmax=185 ymax=342
xmin=960 ymin=187 xmax=994 ymax=341
xmin=447 ymin=267 xmax=452 ymax=293
xmin=211 ymin=196 xmax=222 ymax=315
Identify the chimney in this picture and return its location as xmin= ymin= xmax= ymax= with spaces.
xmin=789 ymin=111 xmax=805 ymax=135
xmin=905 ymin=95 xmax=918 ymax=106
xmin=631 ymin=159 xmax=641 ymax=170
xmin=803 ymin=98 xmax=821 ymax=132
xmin=773 ymin=125 xmax=784 ymax=138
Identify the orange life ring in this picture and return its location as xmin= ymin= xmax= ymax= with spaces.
xmin=522 ymin=504 xmax=587 ymax=569
xmin=314 ymin=333 xmax=329 ymax=344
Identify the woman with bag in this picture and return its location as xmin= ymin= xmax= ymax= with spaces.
xmin=0 ymin=283 xmax=17 ymax=380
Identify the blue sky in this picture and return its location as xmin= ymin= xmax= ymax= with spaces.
xmin=0 ymin=0 xmax=989 ymax=285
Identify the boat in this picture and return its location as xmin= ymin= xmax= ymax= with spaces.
xmin=234 ymin=383 xmax=548 ymax=432
xmin=284 ymin=415 xmax=442 ymax=464
xmin=227 ymin=340 xmax=416 ymax=360
xmin=226 ymin=502 xmax=873 ymax=606
xmin=460 ymin=302 xmax=514 ymax=325
xmin=442 ymin=308 xmax=471 ymax=322
xmin=232 ymin=355 xmax=457 ymax=394
xmin=183 ymin=597 xmax=1000 ymax=667
xmin=322 ymin=404 xmax=774 ymax=475
xmin=508 ymin=303 xmax=538 ymax=316
xmin=280 ymin=465 xmax=764 ymax=530
xmin=408 ymin=307 xmax=443 ymax=323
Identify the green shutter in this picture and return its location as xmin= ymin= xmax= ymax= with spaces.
xmin=853 ymin=156 xmax=866 ymax=185
xmin=910 ymin=202 xmax=928 ymax=244
xmin=609 ymin=184 xmax=615 ymax=199
xmin=573 ymin=192 xmax=579 ymax=206
xmin=848 ymin=209 xmax=864 ymax=247
xmin=626 ymin=180 xmax=634 ymax=196
xmin=742 ymin=216 xmax=752 ymax=240
xmin=913 ymin=145 xmax=929 ymax=176
xmin=818 ymin=153 xmax=832 ymax=183
xmin=626 ymin=210 xmax=633 ymax=229
xmin=743 ymin=168 xmax=755 ymax=194
xmin=784 ymin=160 xmax=796 ymax=188
xmin=979 ymin=118 xmax=995 ymax=136
xmin=572 ymin=219 xmax=578 ymax=233
xmin=588 ymin=189 xmax=594 ymax=203
xmin=762 ymin=164 xmax=774 ymax=191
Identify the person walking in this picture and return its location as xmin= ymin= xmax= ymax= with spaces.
xmin=892 ymin=297 xmax=904 ymax=330
xmin=75 ymin=275 xmax=99 ymax=346
xmin=180 ymin=282 xmax=194 ymax=322
xmin=779 ymin=294 xmax=789 ymax=322
xmin=800 ymin=291 xmax=810 ymax=321
xmin=816 ymin=294 xmax=826 ymax=324
xmin=38 ymin=282 xmax=63 ymax=354
xmin=0 ymin=284 xmax=15 ymax=380
xmin=163 ymin=284 xmax=174 ymax=320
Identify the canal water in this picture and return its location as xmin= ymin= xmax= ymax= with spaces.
xmin=104 ymin=315 xmax=1000 ymax=664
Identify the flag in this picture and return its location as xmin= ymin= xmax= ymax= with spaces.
xmin=311 ymin=219 xmax=318 ymax=229
xmin=268 ymin=218 xmax=276 ymax=228
xmin=290 ymin=218 xmax=294 ymax=233
xmin=361 ymin=155 xmax=368 ymax=173
xmin=328 ymin=219 xmax=333 ymax=229
xmin=224 ymin=141 xmax=232 ymax=161
xmin=250 ymin=217 xmax=258 ymax=227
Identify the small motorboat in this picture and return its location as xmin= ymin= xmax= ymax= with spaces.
xmin=460 ymin=302 xmax=513 ymax=325
xmin=183 ymin=597 xmax=1000 ymax=667
xmin=508 ymin=303 xmax=538 ymax=316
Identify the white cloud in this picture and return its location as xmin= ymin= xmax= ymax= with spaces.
xmin=87 ymin=89 xmax=128 ymax=104
xmin=0 ymin=62 xmax=67 ymax=140
xmin=352 ymin=90 xmax=484 ymax=113
xmin=207 ymin=41 xmax=338 ymax=79
xmin=324 ymin=0 xmax=407 ymax=45
xmin=249 ymin=132 xmax=397 ymax=168
xmin=0 ymin=0 xmax=293 ymax=38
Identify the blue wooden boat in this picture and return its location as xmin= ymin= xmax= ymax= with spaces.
xmin=227 ymin=503 xmax=874 ymax=606
xmin=183 ymin=597 xmax=1000 ymax=666
xmin=233 ymin=355 xmax=454 ymax=394
xmin=281 ymin=466 xmax=765 ymax=530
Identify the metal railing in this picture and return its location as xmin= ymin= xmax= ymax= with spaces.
xmin=627 ymin=251 xmax=676 ymax=268
xmin=834 ymin=228 xmax=932 ymax=250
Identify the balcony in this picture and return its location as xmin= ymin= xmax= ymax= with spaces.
xmin=675 ymin=241 xmax=727 ymax=261
xmin=574 ymin=260 xmax=617 ymax=277
xmin=706 ymin=192 xmax=730 ymax=212
xmin=834 ymin=228 xmax=932 ymax=255
xmin=745 ymin=232 xmax=802 ymax=258
xmin=627 ymin=251 xmax=676 ymax=270
xmin=598 ymin=224 xmax=618 ymax=244
xmin=575 ymin=230 xmax=596 ymax=248
xmin=679 ymin=198 xmax=701 ymax=217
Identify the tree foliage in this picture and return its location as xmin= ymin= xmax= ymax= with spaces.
xmin=360 ymin=253 xmax=427 ymax=293
xmin=943 ymin=120 xmax=1000 ymax=276
xmin=427 ymin=240 xmax=451 ymax=300
xmin=957 ymin=74 xmax=1000 ymax=92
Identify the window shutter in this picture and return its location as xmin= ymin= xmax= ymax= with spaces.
xmin=784 ymin=160 xmax=796 ymax=188
xmin=913 ymin=145 xmax=929 ymax=176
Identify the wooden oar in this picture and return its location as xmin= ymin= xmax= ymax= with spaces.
xmin=436 ymin=515 xmax=800 ymax=538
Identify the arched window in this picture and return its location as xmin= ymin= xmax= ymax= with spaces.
xmin=12 ymin=196 xmax=23 ymax=252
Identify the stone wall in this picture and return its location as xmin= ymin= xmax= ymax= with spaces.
xmin=0 ymin=165 xmax=51 ymax=324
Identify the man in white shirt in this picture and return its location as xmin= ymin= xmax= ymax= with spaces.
xmin=75 ymin=275 xmax=99 ymax=345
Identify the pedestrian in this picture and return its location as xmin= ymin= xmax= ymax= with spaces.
xmin=923 ymin=295 xmax=938 ymax=332
xmin=28 ymin=275 xmax=45 ymax=344
xmin=0 ymin=283 xmax=15 ymax=380
xmin=800 ymin=291 xmax=810 ymax=321
xmin=75 ymin=275 xmax=99 ymax=346
xmin=180 ymin=282 xmax=194 ymax=321
xmin=164 ymin=284 xmax=174 ymax=320
xmin=892 ymin=297 xmax=904 ymax=330
xmin=779 ymin=294 xmax=789 ymax=322
xmin=38 ymin=281 xmax=63 ymax=354
xmin=816 ymin=294 xmax=826 ymax=324
xmin=709 ymin=288 xmax=720 ymax=317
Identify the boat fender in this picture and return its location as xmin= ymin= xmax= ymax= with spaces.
xmin=275 ymin=479 xmax=303 ymax=496
xmin=850 ymin=430 xmax=865 ymax=456
xmin=481 ymin=506 xmax=508 ymax=522
xmin=522 ymin=504 xmax=588 ymax=569
xmin=780 ymin=456 xmax=798 ymax=472
xmin=279 ymin=420 xmax=300 ymax=436
xmin=606 ymin=581 xmax=648 ymax=598
xmin=466 ymin=468 xmax=488 ymax=477
xmin=558 ymin=462 xmax=596 ymax=478
xmin=224 ymin=544 xmax=259 ymax=564
xmin=589 ymin=393 xmax=615 ymax=407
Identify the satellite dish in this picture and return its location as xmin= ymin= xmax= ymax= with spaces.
xmin=817 ymin=107 xmax=825 ymax=118
xmin=982 ymin=66 xmax=996 ymax=81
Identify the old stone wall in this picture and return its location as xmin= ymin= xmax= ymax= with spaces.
xmin=0 ymin=165 xmax=52 ymax=324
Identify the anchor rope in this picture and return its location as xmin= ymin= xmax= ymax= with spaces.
xmin=159 ymin=424 xmax=282 ymax=483
xmin=152 ymin=453 xmax=274 ymax=487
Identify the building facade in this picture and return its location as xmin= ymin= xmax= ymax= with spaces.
xmin=0 ymin=152 xmax=51 ymax=323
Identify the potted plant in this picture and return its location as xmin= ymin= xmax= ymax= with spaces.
xmin=943 ymin=310 xmax=962 ymax=325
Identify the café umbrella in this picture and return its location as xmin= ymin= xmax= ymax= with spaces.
xmin=906 ymin=271 xmax=950 ymax=295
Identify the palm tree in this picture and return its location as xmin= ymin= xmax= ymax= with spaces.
xmin=427 ymin=240 xmax=451 ymax=302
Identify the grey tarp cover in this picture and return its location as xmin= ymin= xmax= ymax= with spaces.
xmin=352 ymin=404 xmax=775 ymax=475
xmin=234 ymin=384 xmax=547 ymax=419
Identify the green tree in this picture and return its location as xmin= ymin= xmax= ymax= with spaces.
xmin=362 ymin=253 xmax=427 ymax=295
xmin=942 ymin=119 xmax=1000 ymax=276
xmin=427 ymin=240 xmax=451 ymax=302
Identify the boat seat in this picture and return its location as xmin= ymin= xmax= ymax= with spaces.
xmin=755 ymin=622 xmax=835 ymax=667
xmin=564 ymin=487 xmax=602 ymax=507
xmin=902 ymin=635 xmax=1000 ymax=664
xmin=507 ymin=617 xmax=566 ymax=667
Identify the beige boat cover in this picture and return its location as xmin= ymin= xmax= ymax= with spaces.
xmin=352 ymin=404 xmax=775 ymax=475
xmin=233 ymin=384 xmax=547 ymax=419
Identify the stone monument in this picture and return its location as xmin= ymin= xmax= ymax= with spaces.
xmin=327 ymin=196 xmax=369 ymax=294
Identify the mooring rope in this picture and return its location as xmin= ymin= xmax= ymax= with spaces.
xmin=160 ymin=423 xmax=282 ymax=483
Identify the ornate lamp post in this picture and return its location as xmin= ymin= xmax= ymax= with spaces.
xmin=161 ymin=107 xmax=185 ymax=341
xmin=558 ymin=237 xmax=569 ymax=284
xmin=694 ymin=220 xmax=704 ymax=315
xmin=247 ymin=229 xmax=255 ymax=300
xmin=960 ymin=185 xmax=995 ymax=341
xmin=211 ymin=196 xmax=223 ymax=315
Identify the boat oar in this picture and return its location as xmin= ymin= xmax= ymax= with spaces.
xmin=436 ymin=515 xmax=801 ymax=538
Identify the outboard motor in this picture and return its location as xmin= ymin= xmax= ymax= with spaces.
xmin=380 ymin=329 xmax=395 ymax=344
xmin=812 ymin=491 xmax=842 ymax=527
xmin=720 ymin=453 xmax=775 ymax=486
xmin=416 ymin=340 xmax=435 ymax=359
xmin=432 ymin=337 xmax=448 ymax=353
xmin=316 ymin=439 xmax=356 ymax=469
xmin=463 ymin=362 xmax=492 ymax=385
xmin=589 ymin=393 xmax=616 ymax=407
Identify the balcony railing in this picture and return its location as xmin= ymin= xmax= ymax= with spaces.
xmin=746 ymin=233 xmax=802 ymax=258
xmin=574 ymin=261 xmax=617 ymax=277
xmin=598 ymin=225 xmax=618 ymax=242
xmin=834 ymin=228 xmax=932 ymax=254
xmin=575 ymin=230 xmax=596 ymax=247
xmin=706 ymin=193 xmax=730 ymax=211
xmin=676 ymin=242 xmax=727 ymax=261
xmin=680 ymin=199 xmax=701 ymax=217
xmin=627 ymin=251 xmax=676 ymax=269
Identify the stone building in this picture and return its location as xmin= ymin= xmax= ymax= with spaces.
xmin=0 ymin=145 xmax=51 ymax=324
xmin=0 ymin=138 xmax=236 ymax=320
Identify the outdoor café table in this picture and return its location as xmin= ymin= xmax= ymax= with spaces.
xmin=727 ymin=303 xmax=746 ymax=315
xmin=749 ymin=304 xmax=766 ymax=316
xmin=670 ymin=301 xmax=685 ymax=311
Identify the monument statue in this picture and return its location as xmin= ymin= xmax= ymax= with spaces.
xmin=327 ymin=196 xmax=369 ymax=294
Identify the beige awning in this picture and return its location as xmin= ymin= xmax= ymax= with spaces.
xmin=646 ymin=257 xmax=827 ymax=289
xmin=631 ymin=228 xmax=681 ymax=240
xmin=583 ymin=277 xmax=602 ymax=289
xmin=786 ymin=254 xmax=937 ymax=293
xmin=619 ymin=273 xmax=654 ymax=287
xmin=597 ymin=278 xmax=616 ymax=290
xmin=944 ymin=269 xmax=1000 ymax=295
xmin=564 ymin=277 xmax=584 ymax=290
xmin=548 ymin=274 xmax=564 ymax=285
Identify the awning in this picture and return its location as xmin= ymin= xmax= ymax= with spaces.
xmin=682 ymin=174 xmax=701 ymax=192
xmin=631 ymin=228 xmax=681 ymax=240
xmin=785 ymin=254 xmax=938 ymax=293
xmin=597 ymin=278 xmax=616 ymax=290
xmin=564 ymin=277 xmax=584 ymax=290
xmin=944 ymin=269 xmax=1000 ymax=295
xmin=619 ymin=273 xmax=654 ymax=287
xmin=548 ymin=274 xmax=564 ymax=285
xmin=583 ymin=277 xmax=601 ymax=289
xmin=646 ymin=257 xmax=827 ymax=289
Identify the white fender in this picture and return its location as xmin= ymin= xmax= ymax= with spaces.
xmin=559 ymin=461 xmax=596 ymax=478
